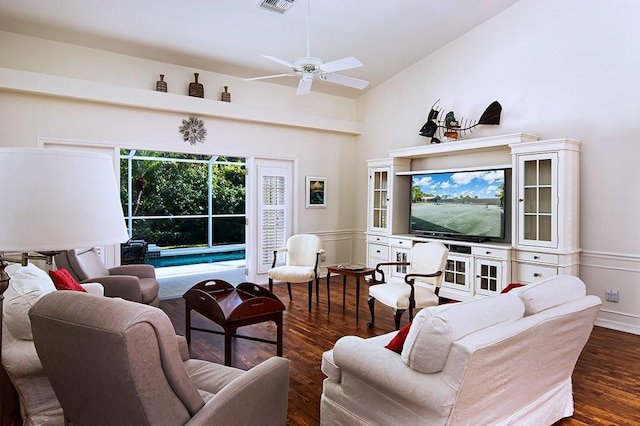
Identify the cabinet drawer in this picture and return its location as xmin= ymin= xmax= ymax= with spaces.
xmin=389 ymin=237 xmax=412 ymax=248
xmin=516 ymin=263 xmax=557 ymax=283
xmin=367 ymin=235 xmax=389 ymax=244
xmin=368 ymin=243 xmax=389 ymax=260
xmin=471 ymin=246 xmax=509 ymax=260
xmin=515 ymin=251 xmax=559 ymax=264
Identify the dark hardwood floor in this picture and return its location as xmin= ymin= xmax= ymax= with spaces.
xmin=160 ymin=276 xmax=640 ymax=426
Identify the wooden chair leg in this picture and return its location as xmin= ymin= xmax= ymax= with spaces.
xmin=269 ymin=277 xmax=273 ymax=293
xmin=367 ymin=295 xmax=376 ymax=328
xmin=287 ymin=282 xmax=293 ymax=300
xmin=308 ymin=280 xmax=312 ymax=311
xmin=315 ymin=277 xmax=320 ymax=303
xmin=393 ymin=309 xmax=405 ymax=331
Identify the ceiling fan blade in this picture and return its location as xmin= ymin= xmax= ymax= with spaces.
xmin=321 ymin=73 xmax=369 ymax=90
xmin=320 ymin=56 xmax=363 ymax=73
xmin=262 ymin=55 xmax=297 ymax=69
xmin=244 ymin=72 xmax=299 ymax=81
xmin=296 ymin=78 xmax=313 ymax=95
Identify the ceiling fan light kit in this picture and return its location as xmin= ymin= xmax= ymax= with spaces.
xmin=246 ymin=0 xmax=369 ymax=95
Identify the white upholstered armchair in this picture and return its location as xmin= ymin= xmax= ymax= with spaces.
xmin=368 ymin=242 xmax=449 ymax=330
xmin=268 ymin=234 xmax=325 ymax=311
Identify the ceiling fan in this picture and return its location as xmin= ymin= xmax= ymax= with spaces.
xmin=245 ymin=0 xmax=369 ymax=95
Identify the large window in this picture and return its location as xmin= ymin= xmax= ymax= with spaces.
xmin=120 ymin=150 xmax=246 ymax=249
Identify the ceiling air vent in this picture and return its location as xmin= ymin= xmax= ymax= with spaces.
xmin=259 ymin=0 xmax=295 ymax=14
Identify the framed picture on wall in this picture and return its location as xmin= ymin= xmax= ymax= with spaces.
xmin=306 ymin=176 xmax=327 ymax=208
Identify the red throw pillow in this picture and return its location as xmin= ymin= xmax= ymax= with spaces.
xmin=501 ymin=283 xmax=525 ymax=293
xmin=49 ymin=268 xmax=87 ymax=293
xmin=385 ymin=322 xmax=412 ymax=354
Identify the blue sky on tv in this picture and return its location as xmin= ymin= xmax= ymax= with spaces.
xmin=412 ymin=170 xmax=504 ymax=199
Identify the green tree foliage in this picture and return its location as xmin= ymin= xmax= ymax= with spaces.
xmin=497 ymin=183 xmax=505 ymax=207
xmin=211 ymin=163 xmax=246 ymax=214
xmin=120 ymin=150 xmax=246 ymax=248
xmin=411 ymin=185 xmax=423 ymax=202
xmin=411 ymin=185 xmax=434 ymax=202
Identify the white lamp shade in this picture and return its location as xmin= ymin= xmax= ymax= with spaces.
xmin=0 ymin=148 xmax=129 ymax=252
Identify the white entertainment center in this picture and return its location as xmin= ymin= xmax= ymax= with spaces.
xmin=365 ymin=133 xmax=581 ymax=301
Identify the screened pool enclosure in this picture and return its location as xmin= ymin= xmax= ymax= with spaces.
xmin=120 ymin=150 xmax=246 ymax=265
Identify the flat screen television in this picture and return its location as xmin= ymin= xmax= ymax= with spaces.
xmin=410 ymin=168 xmax=506 ymax=242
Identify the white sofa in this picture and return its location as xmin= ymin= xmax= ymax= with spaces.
xmin=1 ymin=262 xmax=104 ymax=425
xmin=320 ymin=275 xmax=601 ymax=426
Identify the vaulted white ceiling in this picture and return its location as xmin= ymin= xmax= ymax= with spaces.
xmin=0 ymin=0 xmax=520 ymax=98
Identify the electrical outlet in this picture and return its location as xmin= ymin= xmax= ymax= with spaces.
xmin=605 ymin=289 xmax=619 ymax=303
xmin=320 ymin=254 xmax=326 ymax=262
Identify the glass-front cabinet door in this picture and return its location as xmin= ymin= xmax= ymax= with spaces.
xmin=390 ymin=246 xmax=409 ymax=279
xmin=474 ymin=258 xmax=503 ymax=296
xmin=370 ymin=168 xmax=389 ymax=232
xmin=518 ymin=153 xmax=558 ymax=248
xmin=443 ymin=254 xmax=471 ymax=293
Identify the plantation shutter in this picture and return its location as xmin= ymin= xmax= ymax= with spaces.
xmin=257 ymin=163 xmax=292 ymax=274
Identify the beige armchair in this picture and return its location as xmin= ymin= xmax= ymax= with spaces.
xmin=268 ymin=234 xmax=325 ymax=311
xmin=368 ymin=242 xmax=449 ymax=330
xmin=29 ymin=291 xmax=291 ymax=426
xmin=55 ymin=247 xmax=160 ymax=306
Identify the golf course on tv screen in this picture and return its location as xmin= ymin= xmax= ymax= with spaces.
xmin=410 ymin=169 xmax=505 ymax=240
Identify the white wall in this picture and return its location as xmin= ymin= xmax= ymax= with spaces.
xmin=0 ymin=31 xmax=357 ymax=121
xmin=355 ymin=0 xmax=640 ymax=333
xmin=0 ymin=32 xmax=361 ymax=278
xmin=1 ymin=0 xmax=638 ymax=332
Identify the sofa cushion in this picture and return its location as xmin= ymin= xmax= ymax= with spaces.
xmin=184 ymin=358 xmax=244 ymax=399
xmin=516 ymin=275 xmax=586 ymax=316
xmin=49 ymin=268 xmax=87 ymax=292
xmin=401 ymin=293 xmax=524 ymax=373
xmin=1 ymin=333 xmax=64 ymax=425
xmin=268 ymin=265 xmax=316 ymax=282
xmin=4 ymin=263 xmax=57 ymax=340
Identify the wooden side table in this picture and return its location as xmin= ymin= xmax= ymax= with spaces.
xmin=325 ymin=265 xmax=376 ymax=322
xmin=183 ymin=279 xmax=285 ymax=367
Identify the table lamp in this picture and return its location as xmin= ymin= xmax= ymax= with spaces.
xmin=0 ymin=148 xmax=129 ymax=414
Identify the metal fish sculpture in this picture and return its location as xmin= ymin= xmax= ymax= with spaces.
xmin=419 ymin=100 xmax=502 ymax=143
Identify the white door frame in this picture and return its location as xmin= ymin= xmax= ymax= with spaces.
xmin=245 ymin=156 xmax=297 ymax=284
xmin=39 ymin=137 xmax=122 ymax=268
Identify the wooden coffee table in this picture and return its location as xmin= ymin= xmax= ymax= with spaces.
xmin=325 ymin=264 xmax=376 ymax=322
xmin=183 ymin=279 xmax=285 ymax=367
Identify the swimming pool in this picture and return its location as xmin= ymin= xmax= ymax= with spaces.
xmin=146 ymin=250 xmax=245 ymax=268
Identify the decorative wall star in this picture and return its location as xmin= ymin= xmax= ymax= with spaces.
xmin=179 ymin=116 xmax=207 ymax=145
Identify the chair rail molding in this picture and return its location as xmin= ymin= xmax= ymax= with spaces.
xmin=580 ymin=249 xmax=640 ymax=335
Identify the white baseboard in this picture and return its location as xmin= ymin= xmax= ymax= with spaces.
xmin=594 ymin=318 xmax=640 ymax=335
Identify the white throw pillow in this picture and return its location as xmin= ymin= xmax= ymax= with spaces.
xmin=3 ymin=263 xmax=57 ymax=340
xmin=401 ymin=293 xmax=524 ymax=373
xmin=516 ymin=275 xmax=586 ymax=316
